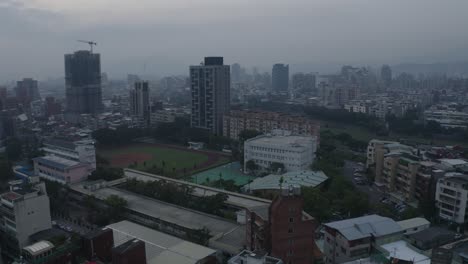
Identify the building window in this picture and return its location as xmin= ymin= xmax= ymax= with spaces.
xmin=289 ymin=217 xmax=294 ymax=223
xmin=288 ymin=228 xmax=294 ymax=234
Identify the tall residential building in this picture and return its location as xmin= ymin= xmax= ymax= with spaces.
xmin=190 ymin=57 xmax=230 ymax=135
xmin=65 ymin=50 xmax=102 ymax=119
xmin=272 ymin=64 xmax=289 ymax=92
xmin=381 ymin=152 xmax=420 ymax=202
xmin=15 ymin=78 xmax=40 ymax=107
xmin=231 ymin=63 xmax=241 ymax=83
xmin=435 ymin=173 xmax=468 ymax=224
xmin=223 ymin=110 xmax=320 ymax=140
xmin=0 ymin=179 xmax=52 ymax=257
xmin=244 ymin=130 xmax=317 ymax=173
xmin=381 ymin=64 xmax=392 ymax=87
xmin=129 ymin=81 xmax=150 ymax=124
xmin=292 ymin=73 xmax=316 ymax=92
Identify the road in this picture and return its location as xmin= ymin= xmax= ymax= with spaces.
xmin=343 ymin=160 xmax=384 ymax=206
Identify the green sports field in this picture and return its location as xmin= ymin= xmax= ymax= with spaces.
xmin=98 ymin=143 xmax=230 ymax=177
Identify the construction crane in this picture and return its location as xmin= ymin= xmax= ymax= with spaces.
xmin=77 ymin=40 xmax=97 ymax=53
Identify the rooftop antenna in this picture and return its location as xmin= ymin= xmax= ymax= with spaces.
xmin=77 ymin=40 xmax=97 ymax=53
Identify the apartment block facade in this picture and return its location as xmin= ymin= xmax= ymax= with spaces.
xmin=0 ymin=180 xmax=52 ymax=257
xmin=223 ymin=110 xmax=320 ymax=140
xmin=190 ymin=57 xmax=230 ymax=135
xmin=435 ymin=173 xmax=468 ymax=224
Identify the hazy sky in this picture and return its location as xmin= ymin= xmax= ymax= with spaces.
xmin=1 ymin=0 xmax=468 ymax=82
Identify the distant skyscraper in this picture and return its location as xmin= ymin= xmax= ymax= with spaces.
xmin=292 ymin=73 xmax=316 ymax=91
xmin=272 ymin=64 xmax=289 ymax=92
xmin=381 ymin=64 xmax=392 ymax=87
xmin=130 ymin=81 xmax=150 ymax=123
xmin=15 ymin=78 xmax=40 ymax=107
xmin=127 ymin=74 xmax=140 ymax=87
xmin=65 ymin=50 xmax=102 ymax=118
xmin=231 ymin=63 xmax=241 ymax=83
xmin=190 ymin=57 xmax=230 ymax=135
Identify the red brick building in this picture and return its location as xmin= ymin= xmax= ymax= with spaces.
xmin=112 ymin=239 xmax=146 ymax=264
xmin=82 ymin=228 xmax=114 ymax=262
xmin=246 ymin=187 xmax=319 ymax=264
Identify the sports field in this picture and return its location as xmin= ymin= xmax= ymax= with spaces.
xmin=98 ymin=143 xmax=230 ymax=177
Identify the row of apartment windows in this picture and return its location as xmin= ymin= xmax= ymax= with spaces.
xmin=248 ymin=153 xmax=304 ymax=162
xmin=249 ymin=146 xmax=306 ymax=154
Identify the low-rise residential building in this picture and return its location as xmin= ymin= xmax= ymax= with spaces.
xmin=0 ymin=179 xmax=52 ymax=257
xmin=424 ymin=110 xmax=468 ymax=129
xmin=397 ymin=217 xmax=430 ymax=235
xmin=435 ymin=173 xmax=468 ymax=224
xmin=33 ymin=155 xmax=89 ymax=184
xmin=323 ymin=215 xmax=403 ymax=263
xmin=228 ymin=250 xmax=283 ymax=264
xmin=344 ymin=100 xmax=368 ymax=114
xmin=223 ymin=110 xmax=320 ymax=140
xmin=244 ymin=131 xmax=317 ymax=173
xmin=438 ymin=159 xmax=468 ymax=171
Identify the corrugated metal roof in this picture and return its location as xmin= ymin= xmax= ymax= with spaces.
xmin=324 ymin=215 xmax=402 ymax=241
xmin=397 ymin=217 xmax=430 ymax=230
xmin=245 ymin=170 xmax=328 ymax=191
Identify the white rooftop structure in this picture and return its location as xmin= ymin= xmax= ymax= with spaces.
xmin=439 ymin=158 xmax=468 ymax=167
xmin=107 ymin=220 xmax=217 ymax=264
xmin=23 ymin=241 xmax=54 ymax=256
xmin=243 ymin=170 xmax=328 ymax=193
xmin=380 ymin=240 xmax=430 ymax=264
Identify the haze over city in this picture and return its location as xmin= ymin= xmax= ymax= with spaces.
xmin=2 ymin=0 xmax=468 ymax=81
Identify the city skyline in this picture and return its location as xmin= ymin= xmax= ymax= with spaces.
xmin=1 ymin=0 xmax=468 ymax=81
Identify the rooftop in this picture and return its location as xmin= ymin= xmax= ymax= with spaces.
xmin=397 ymin=217 xmax=430 ymax=231
xmin=408 ymin=227 xmax=458 ymax=249
xmin=324 ymin=215 xmax=402 ymax=241
xmin=43 ymin=138 xmax=76 ymax=150
xmin=439 ymin=158 xmax=468 ymax=166
xmin=244 ymin=170 xmax=328 ymax=192
xmin=94 ymin=188 xmax=241 ymax=237
xmin=107 ymin=221 xmax=217 ymax=264
xmin=380 ymin=240 xmax=430 ymax=264
xmin=229 ymin=250 xmax=283 ymax=264
xmin=34 ymin=155 xmax=84 ymax=170
xmin=23 ymin=241 xmax=54 ymax=256
xmin=246 ymin=134 xmax=316 ymax=148
xmin=1 ymin=191 xmax=22 ymax=202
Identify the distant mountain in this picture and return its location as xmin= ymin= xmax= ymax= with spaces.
xmin=392 ymin=61 xmax=468 ymax=77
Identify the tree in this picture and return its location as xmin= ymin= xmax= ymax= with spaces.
xmin=238 ymin=130 xmax=262 ymax=142
xmin=246 ymin=160 xmax=258 ymax=172
xmin=105 ymin=195 xmax=128 ymax=221
xmin=88 ymin=168 xmax=123 ymax=181
xmin=270 ymin=162 xmax=285 ymax=174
